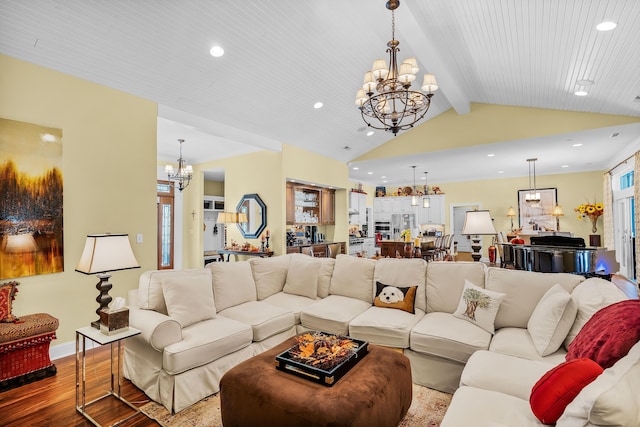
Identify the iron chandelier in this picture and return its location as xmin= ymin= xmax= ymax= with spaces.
xmin=355 ymin=0 xmax=438 ymax=135
xmin=165 ymin=139 xmax=193 ymax=192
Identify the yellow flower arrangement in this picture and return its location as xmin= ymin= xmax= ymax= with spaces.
xmin=400 ymin=229 xmax=411 ymax=242
xmin=574 ymin=202 xmax=604 ymax=233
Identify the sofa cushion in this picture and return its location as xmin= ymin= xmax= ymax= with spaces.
xmin=218 ymin=301 xmax=295 ymax=342
xmin=489 ymin=327 xmax=567 ymax=364
xmin=138 ymin=269 xmax=211 ymax=315
xmin=162 ymin=316 xmax=252 ymax=375
xmin=530 ymin=358 xmax=603 ymax=425
xmin=374 ymin=257 xmax=427 ymax=312
xmin=563 ymin=277 xmax=627 ymax=349
xmin=410 ymin=312 xmax=491 ymax=364
xmin=461 ymin=350 xmax=552 ymax=401
xmin=329 ymin=255 xmax=375 ymax=303
xmin=283 ymin=254 xmax=321 ymax=299
xmin=300 ymin=295 xmax=371 ymax=335
xmin=316 ymin=257 xmax=335 ymax=299
xmin=558 ymin=341 xmax=640 ymax=427
xmin=349 ymin=307 xmax=425 ymax=348
xmin=262 ymin=292 xmax=317 ymax=324
xmin=527 ymin=284 xmax=577 ymax=357
xmin=249 ymin=255 xmax=290 ymax=300
xmin=426 ymin=261 xmax=486 ymax=314
xmin=161 ymin=274 xmax=216 ymax=328
xmin=453 ymin=280 xmax=505 ymax=334
xmin=566 ymin=299 xmax=640 ymax=369
xmin=485 ymin=267 xmax=583 ymax=330
xmin=373 ymin=282 xmax=417 ymax=314
xmin=209 ymin=261 xmax=257 ymax=312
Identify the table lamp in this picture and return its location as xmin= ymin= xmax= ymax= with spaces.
xmin=462 ymin=210 xmax=497 ymax=262
xmin=217 ymin=212 xmax=244 ymax=247
xmin=75 ymin=234 xmax=140 ymax=329
xmin=552 ymin=204 xmax=564 ymax=231
xmin=506 ymin=206 xmax=516 ymax=231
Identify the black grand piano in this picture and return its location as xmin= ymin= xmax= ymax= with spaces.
xmin=500 ymin=235 xmax=597 ymax=274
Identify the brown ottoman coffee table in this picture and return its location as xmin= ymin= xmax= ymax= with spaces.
xmin=220 ymin=336 xmax=412 ymax=427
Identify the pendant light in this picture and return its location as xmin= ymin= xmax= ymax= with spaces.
xmin=411 ymin=166 xmax=418 ymax=206
xmin=525 ymin=158 xmax=541 ymax=204
xmin=423 ymin=171 xmax=430 ymax=208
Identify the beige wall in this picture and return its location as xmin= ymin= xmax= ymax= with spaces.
xmin=204 ymin=180 xmax=224 ymax=196
xmin=0 ymin=55 xmax=158 ymax=345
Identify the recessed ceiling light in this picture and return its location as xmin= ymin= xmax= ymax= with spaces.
xmin=353 ymin=167 xmax=359 ymax=170
xmin=574 ymin=90 xmax=588 ymax=96
xmin=381 ymin=176 xmax=386 ymax=179
xmin=209 ymin=46 xmax=224 ymax=57
xmin=487 ymin=153 xmax=495 ymax=157
xmin=313 ymin=102 xmax=323 ymax=109
xmin=367 ymin=171 xmax=373 ymax=175
xmin=596 ymin=21 xmax=617 ymax=31
xmin=382 ymin=180 xmax=388 ymax=183
xmin=572 ymin=143 xmax=583 ymax=147
xmin=562 ymin=165 xmax=569 ymax=168
xmin=366 ymin=131 xmax=374 ymax=136
xmin=498 ymin=170 xmax=504 ymax=174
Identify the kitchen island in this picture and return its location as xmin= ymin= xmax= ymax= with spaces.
xmin=379 ymin=238 xmax=437 ymax=258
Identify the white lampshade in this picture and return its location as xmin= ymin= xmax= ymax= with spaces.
xmin=355 ymin=89 xmax=367 ymax=107
xmin=507 ymin=206 xmax=517 ymax=217
xmin=217 ymin=212 xmax=237 ymax=224
xmin=75 ymin=234 xmax=140 ymax=274
xmin=164 ymin=165 xmax=174 ymax=174
xmin=552 ymin=204 xmax=564 ymax=217
xmin=372 ymin=59 xmax=388 ymax=79
xmin=237 ymin=212 xmax=248 ymax=223
xmin=421 ymin=74 xmax=439 ymax=92
xmin=404 ymin=57 xmax=419 ymax=74
xmin=184 ymin=165 xmax=193 ymax=175
xmin=461 ymin=210 xmax=497 ymax=235
xmin=363 ymin=72 xmax=376 ymax=93
xmin=423 ymin=196 xmax=430 ymax=208
xmin=398 ymin=62 xmax=416 ymax=83
xmin=411 ymin=195 xmax=418 ymax=206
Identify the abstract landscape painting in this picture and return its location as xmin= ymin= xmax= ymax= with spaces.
xmin=0 ymin=118 xmax=64 ymax=279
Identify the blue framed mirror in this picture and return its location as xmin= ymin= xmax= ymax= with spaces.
xmin=236 ymin=193 xmax=267 ymax=238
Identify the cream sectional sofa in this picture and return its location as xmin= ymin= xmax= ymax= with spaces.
xmin=123 ymin=253 xmax=630 ymax=420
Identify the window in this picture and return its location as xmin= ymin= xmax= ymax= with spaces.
xmin=620 ymin=171 xmax=634 ymax=190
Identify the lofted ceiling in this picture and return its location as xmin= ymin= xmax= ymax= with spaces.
xmin=1 ymin=0 xmax=639 ymax=185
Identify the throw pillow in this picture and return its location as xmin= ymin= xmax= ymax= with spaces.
xmin=373 ymin=281 xmax=417 ymax=314
xmin=283 ymin=254 xmax=321 ymax=299
xmin=209 ymin=261 xmax=257 ymax=312
xmin=558 ymin=341 xmax=640 ymax=427
xmin=527 ymin=284 xmax=577 ymax=356
xmin=329 ymin=255 xmax=376 ymax=303
xmin=161 ymin=275 xmax=216 ymax=328
xmin=0 ymin=281 xmax=19 ymax=323
xmin=566 ymin=299 xmax=640 ymax=369
xmin=249 ymin=255 xmax=290 ymax=300
xmin=530 ymin=358 xmax=603 ymax=424
xmin=452 ymin=280 xmax=505 ymax=334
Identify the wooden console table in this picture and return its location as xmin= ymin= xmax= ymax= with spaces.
xmin=218 ymin=249 xmax=274 ymax=262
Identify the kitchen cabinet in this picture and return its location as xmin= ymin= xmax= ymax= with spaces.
xmin=417 ymin=194 xmax=445 ymax=225
xmin=349 ymin=192 xmax=367 ymax=225
xmin=321 ymin=189 xmax=335 ymax=225
xmin=373 ymin=197 xmax=395 ymax=214
xmin=286 ymin=182 xmax=296 ymax=225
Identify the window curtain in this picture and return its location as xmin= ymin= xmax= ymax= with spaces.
xmin=603 ymin=172 xmax=613 ymax=249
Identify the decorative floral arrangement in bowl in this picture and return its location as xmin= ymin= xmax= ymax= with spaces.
xmin=574 ymin=202 xmax=604 ymax=233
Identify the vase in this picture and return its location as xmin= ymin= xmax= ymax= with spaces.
xmin=590 ymin=217 xmax=598 ymax=234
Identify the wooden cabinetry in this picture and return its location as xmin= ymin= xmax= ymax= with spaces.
xmin=286 ymin=183 xmax=336 ymax=225
xmin=321 ymin=189 xmax=335 ymax=225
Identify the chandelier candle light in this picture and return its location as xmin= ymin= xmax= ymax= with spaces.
xmin=165 ymin=139 xmax=193 ymax=192
xmin=356 ymin=0 xmax=438 ymax=135
xmin=525 ymin=158 xmax=541 ymax=204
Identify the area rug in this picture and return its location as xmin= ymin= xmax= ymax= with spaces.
xmin=140 ymin=383 xmax=452 ymax=427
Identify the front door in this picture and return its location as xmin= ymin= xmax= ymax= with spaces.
xmin=452 ymin=205 xmax=478 ymax=253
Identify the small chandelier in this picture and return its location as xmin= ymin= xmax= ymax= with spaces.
xmin=525 ymin=158 xmax=541 ymax=204
xmin=423 ymin=171 xmax=430 ymax=208
xmin=165 ymin=139 xmax=193 ymax=192
xmin=355 ymin=0 xmax=438 ymax=135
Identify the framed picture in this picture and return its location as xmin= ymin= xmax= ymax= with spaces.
xmin=517 ymin=188 xmax=557 ymax=232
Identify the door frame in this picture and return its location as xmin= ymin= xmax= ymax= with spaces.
xmin=450 ymin=203 xmax=482 ymax=255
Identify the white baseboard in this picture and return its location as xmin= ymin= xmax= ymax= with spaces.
xmin=50 ymin=339 xmax=98 ymax=361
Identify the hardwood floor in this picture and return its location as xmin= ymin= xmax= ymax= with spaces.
xmin=0 ymin=345 xmax=159 ymax=426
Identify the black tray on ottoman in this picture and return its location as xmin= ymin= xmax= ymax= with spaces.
xmin=275 ymin=332 xmax=368 ymax=386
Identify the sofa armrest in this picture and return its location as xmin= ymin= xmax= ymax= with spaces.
xmin=128 ymin=306 xmax=182 ymax=352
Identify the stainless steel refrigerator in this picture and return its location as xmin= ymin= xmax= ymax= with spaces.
xmin=391 ymin=213 xmax=416 ymax=239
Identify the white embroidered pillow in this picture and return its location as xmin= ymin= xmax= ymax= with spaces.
xmin=453 ymin=280 xmax=505 ymax=334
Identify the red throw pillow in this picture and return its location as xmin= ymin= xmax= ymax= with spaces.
xmin=566 ymin=299 xmax=640 ymax=368
xmin=530 ymin=358 xmax=603 ymax=424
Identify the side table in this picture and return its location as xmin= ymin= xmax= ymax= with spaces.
xmin=75 ymin=326 xmax=141 ymax=427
